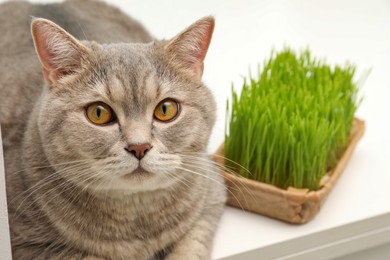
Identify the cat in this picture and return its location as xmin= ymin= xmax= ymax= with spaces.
xmin=0 ymin=0 xmax=227 ymax=259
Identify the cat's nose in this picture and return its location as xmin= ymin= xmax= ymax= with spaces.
xmin=125 ymin=143 xmax=152 ymax=160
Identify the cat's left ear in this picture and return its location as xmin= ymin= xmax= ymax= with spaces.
xmin=165 ymin=16 xmax=215 ymax=80
xmin=31 ymin=18 xmax=89 ymax=86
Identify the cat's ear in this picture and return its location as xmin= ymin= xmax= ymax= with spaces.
xmin=165 ymin=16 xmax=215 ymax=80
xmin=31 ymin=18 xmax=89 ymax=85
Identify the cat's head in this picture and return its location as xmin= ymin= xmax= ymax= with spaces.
xmin=30 ymin=17 xmax=216 ymax=193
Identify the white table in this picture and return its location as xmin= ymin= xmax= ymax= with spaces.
xmin=1 ymin=0 xmax=390 ymax=259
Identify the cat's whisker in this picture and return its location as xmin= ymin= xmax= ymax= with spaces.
xmin=181 ymin=152 xmax=252 ymax=175
xmin=13 ymin=166 xmax=97 ymax=218
xmin=174 ymin=164 xmax=248 ymax=210
xmin=104 ymin=176 xmax=116 ymax=199
xmin=10 ymin=161 xmax=93 ymax=206
xmin=12 ymin=164 xmax=102 ymax=218
xmin=174 ymin=165 xmax=225 ymax=188
xmin=177 ymin=162 xmax=241 ymax=195
xmin=170 ymin=169 xmax=221 ymax=193
xmin=179 ymin=153 xmax=254 ymax=189
xmin=179 ymin=156 xmax=256 ymax=207
xmin=23 ymin=167 xmax=109 ymax=220
xmin=164 ymin=171 xmax=192 ymax=190
xmin=179 ymin=152 xmax=255 ymax=180
xmin=180 ymin=151 xmax=253 ymax=177
xmin=10 ymin=160 xmax=93 ymax=198
xmin=180 ymin=161 xmax=255 ymax=209
xmin=178 ymin=153 xmax=240 ymax=173
xmin=58 ymin=171 xmax=111 ymax=220
xmin=8 ymin=158 xmax=98 ymax=177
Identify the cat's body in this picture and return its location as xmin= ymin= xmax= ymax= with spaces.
xmin=0 ymin=0 xmax=226 ymax=259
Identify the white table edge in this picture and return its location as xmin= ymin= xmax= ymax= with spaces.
xmin=216 ymin=211 xmax=390 ymax=260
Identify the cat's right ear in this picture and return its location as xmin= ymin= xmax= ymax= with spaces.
xmin=165 ymin=16 xmax=215 ymax=81
xmin=31 ymin=18 xmax=89 ymax=86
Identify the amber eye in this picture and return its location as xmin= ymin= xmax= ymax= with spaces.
xmin=154 ymin=99 xmax=179 ymax=122
xmin=86 ymin=102 xmax=116 ymax=125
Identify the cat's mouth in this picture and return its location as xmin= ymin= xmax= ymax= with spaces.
xmin=123 ymin=166 xmax=153 ymax=180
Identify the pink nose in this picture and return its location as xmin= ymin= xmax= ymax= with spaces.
xmin=126 ymin=143 xmax=151 ymax=160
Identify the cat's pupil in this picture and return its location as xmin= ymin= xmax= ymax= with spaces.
xmin=96 ymin=106 xmax=102 ymax=118
xmin=162 ymin=103 xmax=167 ymax=114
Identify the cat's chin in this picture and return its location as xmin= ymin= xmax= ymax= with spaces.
xmin=87 ymin=167 xmax=177 ymax=195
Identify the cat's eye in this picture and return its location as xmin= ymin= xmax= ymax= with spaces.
xmin=154 ymin=99 xmax=179 ymax=122
xmin=86 ymin=102 xmax=116 ymax=125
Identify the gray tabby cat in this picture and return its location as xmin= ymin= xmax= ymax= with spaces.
xmin=0 ymin=0 xmax=226 ymax=259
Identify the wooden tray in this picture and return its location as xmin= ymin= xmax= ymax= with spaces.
xmin=214 ymin=118 xmax=365 ymax=224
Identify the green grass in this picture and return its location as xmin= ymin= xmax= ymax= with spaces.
xmin=224 ymin=48 xmax=360 ymax=190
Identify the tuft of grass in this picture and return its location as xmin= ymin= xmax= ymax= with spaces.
xmin=224 ymin=48 xmax=360 ymax=190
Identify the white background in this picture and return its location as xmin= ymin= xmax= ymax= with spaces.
xmin=1 ymin=0 xmax=390 ymax=259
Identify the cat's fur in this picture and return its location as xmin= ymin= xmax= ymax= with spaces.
xmin=0 ymin=0 xmax=226 ymax=259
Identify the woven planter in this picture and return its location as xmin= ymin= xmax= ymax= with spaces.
xmin=214 ymin=118 xmax=365 ymax=224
